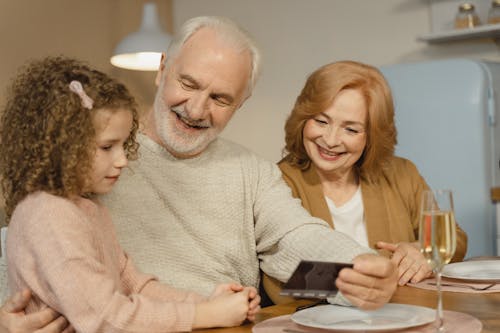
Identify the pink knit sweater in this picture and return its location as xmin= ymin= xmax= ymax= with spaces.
xmin=7 ymin=191 xmax=205 ymax=332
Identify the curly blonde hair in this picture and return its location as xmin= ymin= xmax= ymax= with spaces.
xmin=283 ymin=60 xmax=397 ymax=182
xmin=0 ymin=56 xmax=139 ymax=221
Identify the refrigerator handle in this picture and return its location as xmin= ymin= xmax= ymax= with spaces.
xmin=478 ymin=62 xmax=497 ymax=126
xmin=488 ymin=85 xmax=496 ymax=126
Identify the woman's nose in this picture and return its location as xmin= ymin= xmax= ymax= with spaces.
xmin=323 ymin=126 xmax=341 ymax=147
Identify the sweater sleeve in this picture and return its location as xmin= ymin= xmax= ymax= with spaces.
xmin=252 ymin=159 xmax=375 ymax=306
xmin=252 ymin=157 xmax=374 ymax=281
xmin=0 ymin=255 xmax=7 ymax=304
xmin=8 ymin=195 xmax=197 ymax=333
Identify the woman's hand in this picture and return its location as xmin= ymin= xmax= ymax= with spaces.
xmin=376 ymin=241 xmax=432 ymax=285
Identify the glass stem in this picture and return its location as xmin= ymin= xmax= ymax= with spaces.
xmin=436 ymin=269 xmax=445 ymax=332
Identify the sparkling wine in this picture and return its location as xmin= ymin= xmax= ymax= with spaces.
xmin=419 ymin=210 xmax=457 ymax=269
xmin=419 ymin=189 xmax=456 ymax=332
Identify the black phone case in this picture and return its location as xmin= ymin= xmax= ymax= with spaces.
xmin=280 ymin=260 xmax=353 ymax=299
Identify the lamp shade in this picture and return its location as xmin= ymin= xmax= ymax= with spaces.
xmin=110 ymin=3 xmax=171 ymax=71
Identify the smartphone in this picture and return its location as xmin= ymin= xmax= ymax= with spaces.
xmin=279 ymin=260 xmax=354 ymax=299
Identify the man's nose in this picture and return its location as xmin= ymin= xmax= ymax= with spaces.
xmin=186 ymin=92 xmax=209 ymax=120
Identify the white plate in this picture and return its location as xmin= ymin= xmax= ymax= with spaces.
xmin=291 ymin=303 xmax=435 ymax=331
xmin=442 ymin=260 xmax=500 ymax=282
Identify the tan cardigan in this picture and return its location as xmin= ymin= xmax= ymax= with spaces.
xmin=263 ymin=156 xmax=468 ymax=304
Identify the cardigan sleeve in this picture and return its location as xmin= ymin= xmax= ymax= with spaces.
xmin=396 ymin=158 xmax=467 ymax=262
xmin=8 ymin=194 xmax=197 ymax=333
xmin=278 ymin=161 xmax=334 ymax=226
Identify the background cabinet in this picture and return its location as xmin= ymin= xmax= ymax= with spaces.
xmin=419 ymin=0 xmax=500 ymax=43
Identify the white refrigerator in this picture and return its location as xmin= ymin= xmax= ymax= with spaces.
xmin=380 ymin=58 xmax=500 ymax=258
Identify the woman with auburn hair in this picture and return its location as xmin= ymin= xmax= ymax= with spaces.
xmin=263 ymin=60 xmax=467 ymax=305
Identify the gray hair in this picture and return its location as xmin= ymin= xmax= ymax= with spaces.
xmin=165 ymin=16 xmax=261 ymax=97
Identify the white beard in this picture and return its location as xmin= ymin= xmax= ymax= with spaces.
xmin=152 ymin=87 xmax=220 ymax=157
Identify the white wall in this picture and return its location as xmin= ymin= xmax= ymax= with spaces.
xmin=172 ymin=0 xmax=499 ymax=162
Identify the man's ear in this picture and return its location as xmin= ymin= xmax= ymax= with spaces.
xmin=155 ymin=53 xmax=166 ymax=87
xmin=237 ymin=92 xmax=252 ymax=110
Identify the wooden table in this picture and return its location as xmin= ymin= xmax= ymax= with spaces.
xmin=196 ymin=285 xmax=500 ymax=332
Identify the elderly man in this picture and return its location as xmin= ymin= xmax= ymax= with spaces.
xmin=0 ymin=16 xmax=397 ymax=332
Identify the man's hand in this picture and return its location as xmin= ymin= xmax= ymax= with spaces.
xmin=0 ymin=289 xmax=73 ymax=333
xmin=335 ymin=253 xmax=398 ymax=310
xmin=376 ymin=241 xmax=432 ymax=285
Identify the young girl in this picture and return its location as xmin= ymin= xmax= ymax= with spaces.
xmin=0 ymin=56 xmax=260 ymax=332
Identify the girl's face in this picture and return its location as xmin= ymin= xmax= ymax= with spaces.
xmin=302 ymin=89 xmax=367 ymax=180
xmin=89 ymin=108 xmax=133 ymax=195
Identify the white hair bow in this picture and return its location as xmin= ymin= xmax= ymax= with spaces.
xmin=69 ymin=80 xmax=94 ymax=110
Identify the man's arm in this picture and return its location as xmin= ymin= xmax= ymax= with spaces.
xmin=253 ymin=162 xmax=398 ymax=309
xmin=0 ymin=289 xmax=73 ymax=333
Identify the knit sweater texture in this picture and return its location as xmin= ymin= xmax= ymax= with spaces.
xmin=101 ymin=134 xmax=373 ymax=301
xmin=0 ymin=256 xmax=5 ymax=304
xmin=7 ymin=191 xmax=205 ymax=333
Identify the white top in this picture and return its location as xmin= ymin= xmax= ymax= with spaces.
xmin=325 ymin=187 xmax=369 ymax=248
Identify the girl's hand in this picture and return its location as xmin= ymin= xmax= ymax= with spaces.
xmin=243 ymin=286 xmax=261 ymax=322
xmin=209 ymin=282 xmax=244 ymax=299
xmin=193 ymin=289 xmax=250 ymax=329
xmin=209 ymin=284 xmax=261 ymax=322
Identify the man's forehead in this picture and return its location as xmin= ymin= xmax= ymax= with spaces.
xmin=169 ymin=33 xmax=251 ymax=99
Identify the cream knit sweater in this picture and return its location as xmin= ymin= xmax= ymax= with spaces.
xmin=102 ymin=134 xmax=372 ymax=301
xmin=0 ymin=227 xmax=6 ymax=303
xmin=0 ymin=255 xmax=6 ymax=304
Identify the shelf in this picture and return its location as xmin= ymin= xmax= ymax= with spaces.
xmin=417 ymin=23 xmax=500 ymax=43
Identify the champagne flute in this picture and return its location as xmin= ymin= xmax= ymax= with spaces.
xmin=418 ymin=189 xmax=457 ymax=332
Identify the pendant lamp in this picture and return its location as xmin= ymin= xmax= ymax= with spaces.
xmin=110 ymin=2 xmax=171 ymax=71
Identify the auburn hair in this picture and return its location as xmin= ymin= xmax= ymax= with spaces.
xmin=283 ymin=60 xmax=397 ymax=182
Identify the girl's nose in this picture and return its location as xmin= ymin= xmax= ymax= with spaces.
xmin=115 ymin=148 xmax=128 ymax=168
